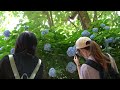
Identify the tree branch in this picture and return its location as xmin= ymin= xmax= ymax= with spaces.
xmin=68 ymin=16 xmax=77 ymax=28
xmin=98 ymin=11 xmax=104 ymax=19
xmin=69 ymin=11 xmax=78 ymax=20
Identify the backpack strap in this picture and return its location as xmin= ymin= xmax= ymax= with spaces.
xmin=9 ymin=55 xmax=20 ymax=79
xmin=106 ymin=53 xmax=119 ymax=73
xmin=29 ymin=59 xmax=41 ymax=79
xmin=85 ymin=60 xmax=104 ymax=79
xmin=9 ymin=55 xmax=41 ymax=79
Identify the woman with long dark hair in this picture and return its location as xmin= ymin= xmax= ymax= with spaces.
xmin=0 ymin=31 xmax=43 ymax=79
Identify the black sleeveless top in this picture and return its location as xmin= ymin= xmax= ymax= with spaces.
xmin=0 ymin=52 xmax=44 ymax=79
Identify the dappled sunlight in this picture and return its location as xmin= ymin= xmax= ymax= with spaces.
xmin=0 ymin=11 xmax=28 ymax=32
xmin=0 ymin=11 xmax=120 ymax=79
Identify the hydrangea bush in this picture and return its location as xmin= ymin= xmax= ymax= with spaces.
xmin=0 ymin=19 xmax=120 ymax=79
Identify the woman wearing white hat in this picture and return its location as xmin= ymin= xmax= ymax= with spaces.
xmin=73 ymin=37 xmax=119 ymax=79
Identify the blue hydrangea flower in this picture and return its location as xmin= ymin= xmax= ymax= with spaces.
xmin=67 ymin=46 xmax=77 ymax=57
xmin=48 ymin=68 xmax=56 ymax=77
xmin=3 ymin=30 xmax=10 ymax=37
xmin=81 ymin=30 xmax=90 ymax=37
xmin=66 ymin=62 xmax=76 ymax=73
xmin=105 ymin=39 xmax=109 ymax=44
xmin=41 ymin=29 xmax=49 ymax=36
xmin=10 ymin=48 xmax=15 ymax=54
xmin=92 ymin=28 xmax=98 ymax=33
xmin=100 ymin=23 xmax=105 ymax=28
xmin=0 ymin=47 xmax=3 ymax=51
xmin=44 ymin=43 xmax=51 ymax=51
xmin=24 ymin=26 xmax=29 ymax=31
xmin=105 ymin=37 xmax=114 ymax=43
xmin=115 ymin=37 xmax=120 ymax=42
xmin=90 ymin=34 xmax=95 ymax=39
xmin=104 ymin=26 xmax=110 ymax=30
xmin=0 ymin=48 xmax=2 ymax=51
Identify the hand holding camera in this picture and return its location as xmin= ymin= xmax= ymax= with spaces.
xmin=73 ymin=53 xmax=80 ymax=67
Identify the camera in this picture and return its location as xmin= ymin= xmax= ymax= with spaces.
xmin=75 ymin=50 xmax=80 ymax=58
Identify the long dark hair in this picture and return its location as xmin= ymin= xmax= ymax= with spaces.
xmin=14 ymin=31 xmax=37 ymax=56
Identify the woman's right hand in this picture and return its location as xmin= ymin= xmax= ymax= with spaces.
xmin=73 ymin=55 xmax=80 ymax=66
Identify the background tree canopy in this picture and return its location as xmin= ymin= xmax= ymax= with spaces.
xmin=0 ymin=11 xmax=120 ymax=79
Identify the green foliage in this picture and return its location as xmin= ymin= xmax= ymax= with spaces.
xmin=0 ymin=11 xmax=120 ymax=79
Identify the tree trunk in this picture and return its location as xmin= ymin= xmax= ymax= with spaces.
xmin=93 ymin=11 xmax=97 ymax=22
xmin=50 ymin=11 xmax=54 ymax=26
xmin=43 ymin=11 xmax=53 ymax=28
xmin=78 ymin=11 xmax=91 ymax=30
